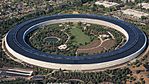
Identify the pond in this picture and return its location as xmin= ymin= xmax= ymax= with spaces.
xmin=44 ymin=36 xmax=60 ymax=44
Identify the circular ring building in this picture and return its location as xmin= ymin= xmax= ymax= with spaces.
xmin=3 ymin=14 xmax=148 ymax=70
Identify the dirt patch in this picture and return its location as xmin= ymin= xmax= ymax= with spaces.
xmin=77 ymin=47 xmax=104 ymax=54
xmin=77 ymin=39 xmax=103 ymax=54
xmin=78 ymin=39 xmax=101 ymax=49
xmin=77 ymin=39 xmax=116 ymax=55
xmin=101 ymin=39 xmax=116 ymax=50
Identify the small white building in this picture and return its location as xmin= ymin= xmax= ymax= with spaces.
xmin=86 ymin=24 xmax=91 ymax=26
xmin=138 ymin=3 xmax=149 ymax=9
xmin=121 ymin=0 xmax=135 ymax=3
xmin=6 ymin=69 xmax=33 ymax=76
xmin=99 ymin=34 xmax=110 ymax=38
xmin=58 ymin=44 xmax=67 ymax=50
xmin=122 ymin=9 xmax=149 ymax=18
xmin=59 ymin=24 xmax=63 ymax=27
xmin=95 ymin=1 xmax=119 ymax=8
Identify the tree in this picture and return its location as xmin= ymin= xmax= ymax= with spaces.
xmin=141 ymin=16 xmax=147 ymax=20
xmin=70 ymin=35 xmax=75 ymax=40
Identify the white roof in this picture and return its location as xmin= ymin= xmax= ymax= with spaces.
xmin=122 ymin=9 xmax=149 ymax=18
xmin=138 ymin=3 xmax=149 ymax=9
xmin=95 ymin=1 xmax=119 ymax=8
xmin=58 ymin=44 xmax=67 ymax=50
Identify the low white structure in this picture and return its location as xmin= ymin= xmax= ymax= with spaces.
xmin=6 ymin=69 xmax=33 ymax=76
xmin=121 ymin=0 xmax=135 ymax=3
xmin=95 ymin=1 xmax=119 ymax=8
xmin=59 ymin=24 xmax=63 ymax=27
xmin=99 ymin=34 xmax=110 ymax=38
xmin=58 ymin=44 xmax=67 ymax=50
xmin=138 ymin=3 xmax=149 ymax=9
xmin=86 ymin=24 xmax=91 ymax=26
xmin=122 ymin=9 xmax=149 ymax=18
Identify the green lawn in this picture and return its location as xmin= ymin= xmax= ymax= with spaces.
xmin=69 ymin=26 xmax=91 ymax=45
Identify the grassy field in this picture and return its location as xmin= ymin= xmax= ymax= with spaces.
xmin=69 ymin=26 xmax=91 ymax=45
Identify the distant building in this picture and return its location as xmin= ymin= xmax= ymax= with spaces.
xmin=138 ymin=3 xmax=149 ymax=9
xmin=4 ymin=69 xmax=33 ymax=77
xmin=122 ymin=0 xmax=135 ymax=3
xmin=121 ymin=9 xmax=149 ymax=18
xmin=58 ymin=44 xmax=67 ymax=50
xmin=95 ymin=1 xmax=119 ymax=8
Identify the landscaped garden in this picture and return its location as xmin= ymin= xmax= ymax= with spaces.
xmin=69 ymin=26 xmax=91 ymax=46
xmin=27 ymin=22 xmax=125 ymax=56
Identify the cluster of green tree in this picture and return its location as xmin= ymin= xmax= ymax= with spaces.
xmin=134 ymin=60 xmax=142 ymax=67
xmin=0 ymin=78 xmax=27 ymax=84
xmin=1 ymin=0 xmax=119 ymax=37
xmin=28 ymin=24 xmax=67 ymax=53
xmin=84 ymin=23 xmax=108 ymax=35
xmin=134 ymin=0 xmax=149 ymax=3
xmin=0 ymin=10 xmax=47 ymax=36
xmin=0 ymin=51 xmax=30 ymax=69
xmin=32 ymin=66 xmax=53 ymax=75
xmin=0 ymin=78 xmax=44 ymax=84
xmin=109 ymin=29 xmax=125 ymax=46
xmin=28 ymin=23 xmax=79 ymax=56
xmin=0 ymin=67 xmax=133 ymax=84
xmin=138 ymin=25 xmax=149 ymax=37
xmin=85 ymin=24 xmax=125 ymax=51
xmin=49 ymin=68 xmax=132 ymax=84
